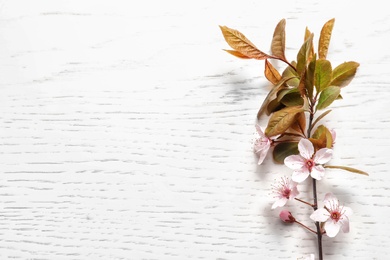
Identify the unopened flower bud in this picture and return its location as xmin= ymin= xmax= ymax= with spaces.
xmin=279 ymin=210 xmax=295 ymax=223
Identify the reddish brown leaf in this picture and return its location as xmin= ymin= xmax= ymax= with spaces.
xmin=265 ymin=60 xmax=282 ymax=84
xmin=223 ymin=49 xmax=250 ymax=59
xmin=257 ymin=77 xmax=295 ymax=119
xmin=290 ymin=112 xmax=306 ymax=134
xmin=305 ymin=27 xmax=315 ymax=61
xmin=298 ymin=68 xmax=307 ymax=98
xmin=265 ymin=106 xmax=304 ymax=137
xmin=271 ymin=19 xmax=286 ymax=60
xmin=318 ymin=18 xmax=335 ymax=59
xmin=219 ymin=25 xmax=271 ymax=60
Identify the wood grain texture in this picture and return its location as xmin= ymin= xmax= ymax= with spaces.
xmin=0 ymin=1 xmax=389 ymax=259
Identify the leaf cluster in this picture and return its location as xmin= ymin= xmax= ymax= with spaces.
xmin=220 ymin=19 xmax=367 ymax=175
xmin=220 ymin=19 xmax=359 ymax=120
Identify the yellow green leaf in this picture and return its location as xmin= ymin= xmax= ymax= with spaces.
xmin=265 ymin=59 xmax=282 ymax=85
xmin=296 ymin=33 xmax=313 ymax=75
xmin=271 ymin=19 xmax=286 ymax=60
xmin=223 ymin=49 xmax=250 ymax=59
xmin=330 ymin=61 xmax=360 ymax=88
xmin=314 ymin=59 xmax=332 ymax=92
xmin=316 ymin=86 xmax=340 ymax=110
xmin=265 ymin=106 xmax=304 ymax=137
xmin=305 ymin=55 xmax=316 ymax=99
xmin=325 ymin=165 xmax=369 ymax=176
xmin=318 ymin=18 xmax=335 ymax=59
xmin=219 ymin=25 xmax=271 ymax=60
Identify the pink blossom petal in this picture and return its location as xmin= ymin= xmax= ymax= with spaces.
xmin=323 ymin=193 xmax=337 ymax=208
xmin=279 ymin=210 xmax=295 ymax=223
xmin=324 ymin=220 xmax=341 ymax=237
xmin=255 ymin=124 xmax=265 ymax=136
xmin=257 ymin=145 xmax=270 ymax=165
xmin=343 ymin=206 xmax=353 ymax=217
xmin=292 ymin=169 xmax=310 ymax=183
xmin=314 ymin=148 xmax=333 ymax=164
xmin=284 ymin=155 xmax=306 ymax=170
xmin=310 ymin=165 xmax=325 ymax=180
xmin=323 ymin=192 xmax=336 ymax=202
xmin=331 ymin=129 xmax=336 ymax=143
xmin=298 ymin=139 xmax=314 ymax=159
xmin=254 ymin=140 xmax=270 ymax=154
xmin=340 ymin=216 xmax=350 ymax=233
xmin=272 ymin=197 xmax=288 ymax=209
xmin=310 ymin=208 xmax=330 ymax=222
xmin=290 ymin=185 xmax=299 ymax=198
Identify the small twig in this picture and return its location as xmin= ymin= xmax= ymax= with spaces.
xmin=294 ymin=197 xmax=315 ymax=207
xmin=294 ymin=220 xmax=317 ymax=234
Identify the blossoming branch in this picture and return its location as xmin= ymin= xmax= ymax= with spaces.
xmin=220 ymin=18 xmax=368 ymax=260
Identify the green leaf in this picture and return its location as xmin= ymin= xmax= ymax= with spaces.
xmin=314 ymin=59 xmax=332 ymax=92
xmin=282 ymin=61 xmax=299 ymax=87
xmin=330 ymin=61 xmax=360 ymax=88
xmin=271 ymin=19 xmax=286 ymax=61
xmin=305 ymin=55 xmax=316 ymax=99
xmin=296 ymin=33 xmax=313 ymax=75
xmin=277 ymin=88 xmax=297 ymax=102
xmin=318 ymin=18 xmax=335 ymax=59
xmin=316 ymin=86 xmax=340 ymax=110
xmin=266 ymin=98 xmax=285 ymax=115
xmin=257 ymin=77 xmax=295 ymax=119
xmin=279 ymin=90 xmax=303 ymax=107
xmin=325 ymin=165 xmax=369 ymax=176
xmin=265 ymin=106 xmax=304 ymax=137
xmin=273 ymin=142 xmax=299 ymax=164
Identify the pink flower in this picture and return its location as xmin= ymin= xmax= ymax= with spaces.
xmin=284 ymin=139 xmax=333 ymax=182
xmin=279 ymin=210 xmax=295 ymax=223
xmin=271 ymin=177 xmax=299 ymax=209
xmin=330 ymin=129 xmax=336 ymax=145
xmin=310 ymin=193 xmax=353 ymax=237
xmin=253 ymin=125 xmax=272 ymax=164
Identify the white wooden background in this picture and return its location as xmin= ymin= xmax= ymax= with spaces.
xmin=1 ymin=1 xmax=389 ymax=259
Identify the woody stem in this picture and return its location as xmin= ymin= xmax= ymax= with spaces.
xmin=308 ymin=103 xmax=323 ymax=260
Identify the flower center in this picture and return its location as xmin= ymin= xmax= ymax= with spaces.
xmin=306 ymin=159 xmax=315 ymax=171
xmin=282 ymin=188 xmax=291 ymax=199
xmin=330 ymin=211 xmax=341 ymax=222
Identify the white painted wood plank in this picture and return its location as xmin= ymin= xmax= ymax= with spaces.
xmin=0 ymin=1 xmax=389 ymax=259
